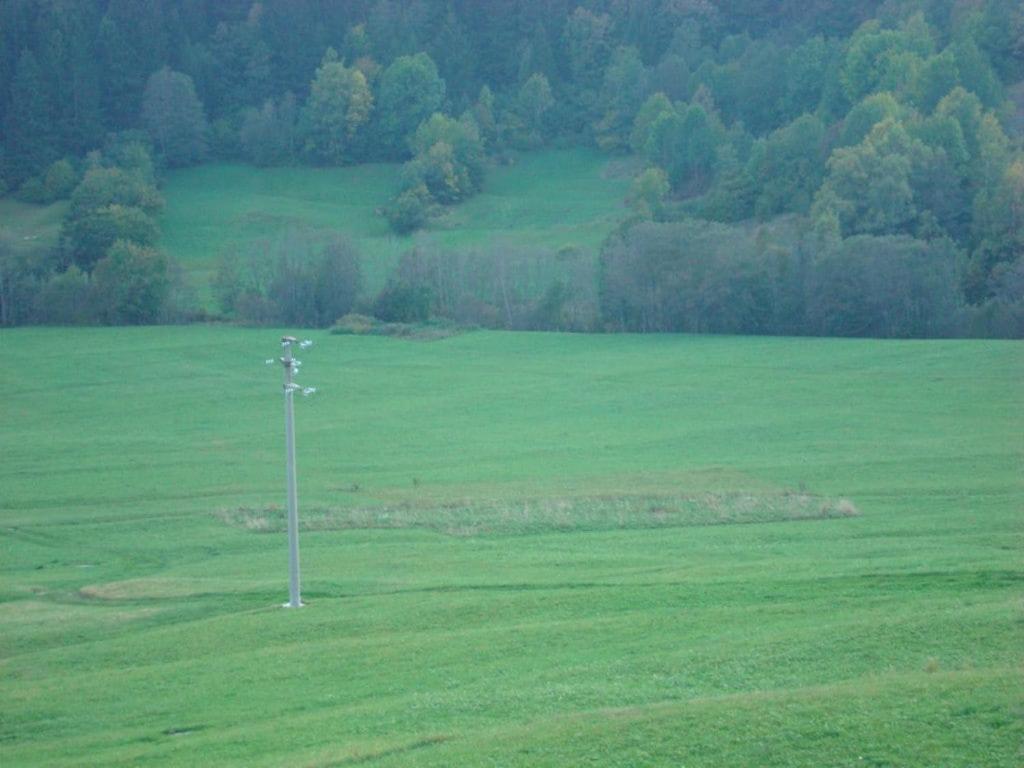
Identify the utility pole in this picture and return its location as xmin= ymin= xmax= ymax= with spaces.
xmin=271 ymin=336 xmax=315 ymax=608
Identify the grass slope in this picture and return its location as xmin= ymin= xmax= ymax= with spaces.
xmin=1 ymin=328 xmax=1021 ymax=767
xmin=159 ymin=150 xmax=631 ymax=300
xmin=0 ymin=197 xmax=67 ymax=255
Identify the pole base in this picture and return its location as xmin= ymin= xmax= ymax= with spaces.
xmin=282 ymin=601 xmax=305 ymax=608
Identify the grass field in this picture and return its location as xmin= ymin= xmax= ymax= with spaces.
xmin=159 ymin=149 xmax=631 ymax=300
xmin=1 ymin=327 xmax=1021 ymax=766
xmin=0 ymin=197 xmax=68 ymax=255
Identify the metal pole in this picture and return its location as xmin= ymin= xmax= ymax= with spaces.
xmin=282 ymin=336 xmax=302 ymax=608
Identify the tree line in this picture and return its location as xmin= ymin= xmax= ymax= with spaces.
xmin=202 ymin=217 xmax=1019 ymax=339
xmin=1 ymin=0 xmax=1022 ymax=335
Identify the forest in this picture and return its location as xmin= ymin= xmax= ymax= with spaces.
xmin=1 ymin=0 xmax=1022 ymax=337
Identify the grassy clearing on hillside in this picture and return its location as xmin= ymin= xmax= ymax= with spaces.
xmin=159 ymin=150 xmax=630 ymax=302
xmin=0 ymin=328 xmax=1021 ymax=767
xmin=0 ymin=197 xmax=67 ymax=254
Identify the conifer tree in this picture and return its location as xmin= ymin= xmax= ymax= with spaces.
xmin=4 ymin=50 xmax=58 ymax=184
xmin=141 ymin=67 xmax=209 ymax=167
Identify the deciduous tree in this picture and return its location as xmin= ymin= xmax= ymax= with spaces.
xmin=508 ymin=73 xmax=554 ymax=149
xmin=241 ymin=93 xmax=298 ymax=166
xmin=595 ymin=46 xmax=648 ymax=152
xmin=814 ymin=119 xmax=931 ymax=236
xmin=92 ymin=240 xmax=170 ymax=324
xmin=375 ymin=53 xmax=446 ymax=159
xmin=751 ymin=114 xmax=827 ymax=217
xmin=302 ymin=49 xmax=373 ymax=165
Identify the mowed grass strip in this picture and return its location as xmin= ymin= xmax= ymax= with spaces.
xmin=0 ymin=327 xmax=1021 ymax=766
xmin=216 ymin=492 xmax=859 ymax=536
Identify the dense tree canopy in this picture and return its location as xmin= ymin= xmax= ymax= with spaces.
xmin=1 ymin=0 xmax=1022 ymax=335
xmin=240 ymin=93 xmax=298 ymax=166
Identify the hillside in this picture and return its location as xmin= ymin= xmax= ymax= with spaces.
xmin=159 ymin=149 xmax=632 ymax=298
xmin=3 ymin=1 xmax=1022 ymax=334
xmin=1 ymin=327 xmax=1021 ymax=766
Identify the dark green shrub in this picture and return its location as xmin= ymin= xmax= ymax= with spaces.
xmin=219 ymin=231 xmax=362 ymax=327
xmin=43 ymin=159 xmax=78 ymax=201
xmin=65 ymin=204 xmax=159 ymax=271
xmin=33 ymin=266 xmax=96 ymax=325
xmin=373 ymin=281 xmax=432 ymax=323
xmin=385 ymin=183 xmax=434 ymax=234
xmin=14 ymin=176 xmax=47 ymax=203
xmin=807 ymin=235 xmax=962 ymax=337
xmin=92 ymin=240 xmax=170 ymax=325
xmin=529 ymin=281 xmax=572 ymax=330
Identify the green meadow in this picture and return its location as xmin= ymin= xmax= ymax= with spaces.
xmin=1 ymin=326 xmax=1021 ymax=766
xmin=0 ymin=197 xmax=68 ymax=255
xmin=0 ymin=150 xmax=630 ymax=306
xmin=159 ymin=149 xmax=632 ymax=298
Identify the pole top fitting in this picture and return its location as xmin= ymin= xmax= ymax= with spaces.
xmin=281 ymin=335 xmax=298 ymax=344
